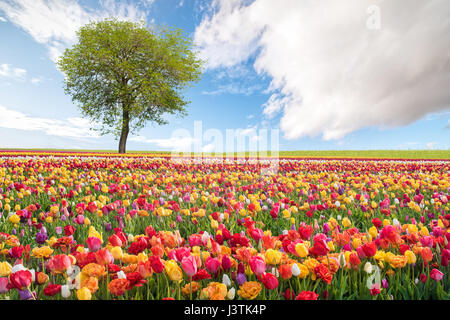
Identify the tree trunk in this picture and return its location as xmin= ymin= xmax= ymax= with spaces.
xmin=118 ymin=108 xmax=129 ymax=154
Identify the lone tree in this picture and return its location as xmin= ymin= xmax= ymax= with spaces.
xmin=57 ymin=19 xmax=203 ymax=153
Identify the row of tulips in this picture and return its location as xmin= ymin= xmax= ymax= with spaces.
xmin=0 ymin=154 xmax=448 ymax=300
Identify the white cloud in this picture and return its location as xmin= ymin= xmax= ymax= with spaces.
xmin=31 ymin=77 xmax=44 ymax=85
xmin=0 ymin=16 xmax=6 ymax=22
xmin=425 ymin=142 xmax=437 ymax=150
xmin=0 ymin=63 xmax=26 ymax=80
xmin=129 ymin=135 xmax=196 ymax=151
xmin=0 ymin=104 xmax=100 ymax=139
xmin=202 ymin=83 xmax=262 ymax=96
xmin=194 ymin=0 xmax=450 ymax=141
xmin=0 ymin=0 xmax=149 ymax=62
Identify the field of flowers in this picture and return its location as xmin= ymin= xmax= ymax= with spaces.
xmin=0 ymin=152 xmax=448 ymax=300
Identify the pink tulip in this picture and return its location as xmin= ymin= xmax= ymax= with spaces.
xmin=181 ymin=255 xmax=197 ymax=277
xmin=430 ymin=268 xmax=444 ymax=281
xmin=249 ymin=255 xmax=266 ymax=275
xmin=205 ymin=257 xmax=221 ymax=275
xmin=86 ymin=237 xmax=102 ymax=252
xmin=0 ymin=277 xmax=9 ymax=293
xmin=74 ymin=214 xmax=85 ymax=225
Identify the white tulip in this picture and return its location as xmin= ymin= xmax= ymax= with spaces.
xmin=11 ymin=264 xmax=26 ymax=273
xmin=291 ymin=263 xmax=300 ymax=277
xmin=227 ymin=287 xmax=235 ymax=300
xmin=201 ymin=232 xmax=210 ymax=244
xmin=61 ymin=285 xmax=71 ymax=298
xmin=363 ymin=262 xmax=373 ymax=274
xmin=222 ymin=274 xmax=231 ymax=287
xmin=117 ymin=271 xmax=127 ymax=279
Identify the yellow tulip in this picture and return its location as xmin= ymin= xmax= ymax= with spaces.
xmin=0 ymin=261 xmax=12 ymax=276
xmin=342 ymin=217 xmax=351 ymax=228
xmin=76 ymin=287 xmax=92 ymax=300
xmin=110 ymin=246 xmax=123 ymax=260
xmin=165 ymin=260 xmax=183 ymax=282
xmin=9 ymin=214 xmax=20 ymax=224
xmin=404 ymin=250 xmax=417 ymax=264
xmin=295 ymin=243 xmax=309 ymax=258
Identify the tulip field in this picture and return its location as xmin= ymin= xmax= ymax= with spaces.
xmin=0 ymin=151 xmax=449 ymax=300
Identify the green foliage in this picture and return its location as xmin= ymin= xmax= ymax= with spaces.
xmin=57 ymin=18 xmax=203 ymax=140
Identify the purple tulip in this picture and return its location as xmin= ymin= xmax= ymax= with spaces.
xmin=105 ymin=222 xmax=112 ymax=232
xmin=236 ymin=273 xmax=247 ymax=286
xmin=18 ymin=289 xmax=36 ymax=300
xmin=36 ymin=232 xmax=47 ymax=244
xmin=382 ymin=279 xmax=389 ymax=289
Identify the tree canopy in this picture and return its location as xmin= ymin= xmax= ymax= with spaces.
xmin=57 ymin=18 xmax=203 ymax=153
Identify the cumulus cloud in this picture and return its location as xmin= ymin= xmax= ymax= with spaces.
xmin=0 ymin=0 xmax=149 ymax=62
xmin=0 ymin=104 xmax=100 ymax=139
xmin=194 ymin=0 xmax=450 ymax=140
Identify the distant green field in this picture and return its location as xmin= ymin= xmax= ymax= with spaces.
xmin=1 ymin=148 xmax=449 ymax=159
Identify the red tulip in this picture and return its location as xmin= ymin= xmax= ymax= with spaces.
xmin=295 ymin=290 xmax=319 ymax=300
xmin=47 ymin=254 xmax=72 ymax=273
xmin=279 ymin=264 xmax=293 ymax=280
xmin=261 ymin=272 xmax=278 ymax=290
xmin=9 ymin=270 xmax=32 ymax=290
xmin=43 ymin=283 xmax=62 ymax=296
xmin=148 ymin=256 xmax=164 ymax=273
xmin=95 ymin=248 xmax=113 ymax=265
xmin=108 ymin=234 xmax=123 ymax=247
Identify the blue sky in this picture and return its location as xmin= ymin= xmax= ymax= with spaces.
xmin=0 ymin=0 xmax=449 ymax=152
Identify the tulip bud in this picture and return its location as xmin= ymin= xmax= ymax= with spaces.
xmin=338 ymin=253 xmax=346 ymax=268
